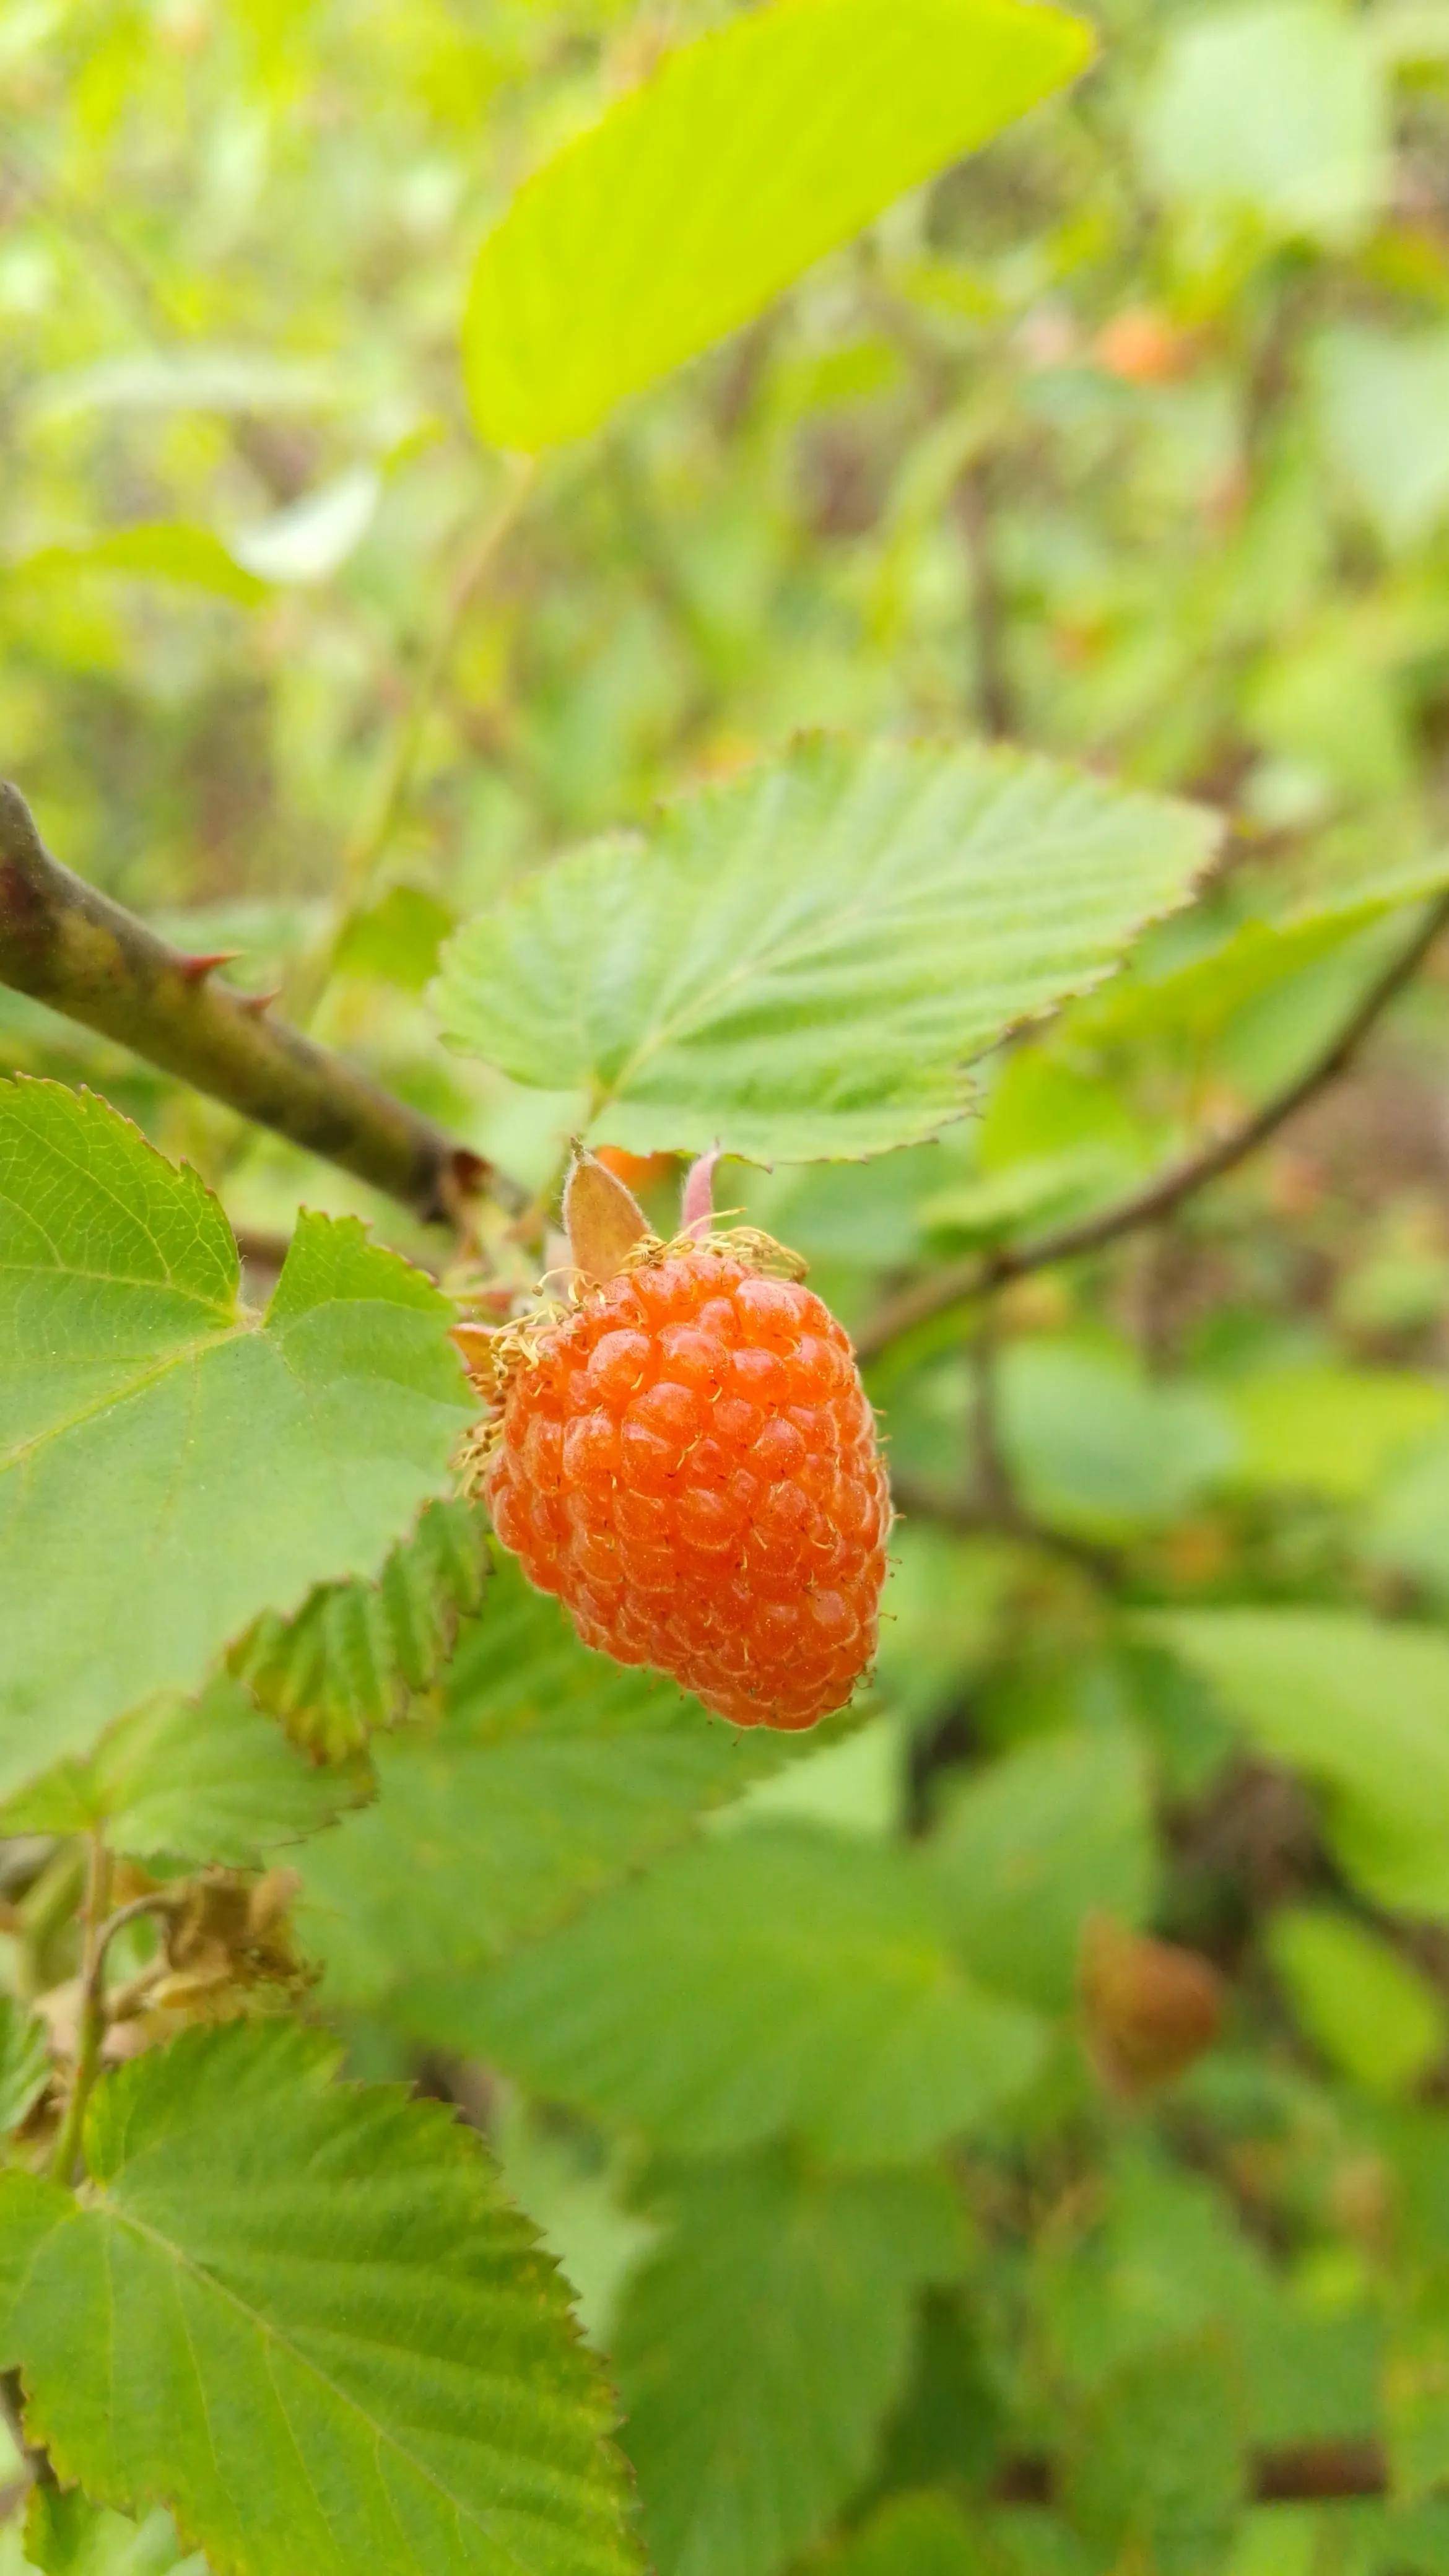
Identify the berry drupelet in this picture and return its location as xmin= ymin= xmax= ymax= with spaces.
xmin=474 ymin=1167 xmax=890 ymax=1728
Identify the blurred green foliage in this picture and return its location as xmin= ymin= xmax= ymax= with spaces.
xmin=8 ymin=0 xmax=1449 ymax=2571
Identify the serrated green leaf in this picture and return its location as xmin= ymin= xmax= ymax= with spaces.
xmin=0 ymin=1996 xmax=50 ymax=2139
xmin=463 ymin=0 xmax=1092 ymax=451
xmin=0 ymin=2020 xmax=641 ymax=2576
xmin=616 ymin=2151 xmax=962 ymax=2576
xmin=1150 ymin=1610 xmax=1449 ymax=1918
xmin=0 ymin=1080 xmax=473 ymax=1793
xmin=446 ymin=1822 xmax=1046 ymax=2162
xmin=928 ymin=1723 xmax=1157 ymax=2012
xmin=231 ymin=1497 xmax=490 ymax=1759
xmin=295 ymin=1558 xmax=810 ymax=2011
xmin=434 ymin=741 xmax=1219 ymax=1162
xmin=23 ymin=2491 xmax=202 ymax=2576
xmin=0 ymin=1677 xmax=367 ymax=1865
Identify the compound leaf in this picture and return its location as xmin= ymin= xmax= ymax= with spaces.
xmin=616 ymin=2151 xmax=962 ymax=2576
xmin=0 ymin=2020 xmax=641 ymax=2576
xmin=0 ymin=1080 xmax=474 ymax=1794
xmin=295 ymin=1558 xmax=804 ymax=2011
xmin=464 ymin=0 xmax=1092 ymax=450
xmin=435 ymin=741 xmax=1219 ymax=1163
xmin=445 ymin=1822 xmax=1046 ymax=2162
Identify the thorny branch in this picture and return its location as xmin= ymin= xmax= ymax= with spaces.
xmin=857 ymin=886 xmax=1449 ymax=1364
xmin=0 ymin=783 xmax=524 ymax=1225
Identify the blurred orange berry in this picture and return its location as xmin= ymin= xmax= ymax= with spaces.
xmin=594 ymin=1145 xmax=679 ymax=1194
xmin=1095 ymin=309 xmax=1193 ymax=385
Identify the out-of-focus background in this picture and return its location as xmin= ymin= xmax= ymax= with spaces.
xmin=11 ymin=4 xmax=1449 ymax=2570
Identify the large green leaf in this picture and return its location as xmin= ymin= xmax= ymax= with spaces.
xmin=443 ymin=1822 xmax=1046 ymax=2162
xmin=0 ymin=1677 xmax=367 ymax=1865
xmin=0 ymin=2020 xmax=641 ymax=2576
xmin=616 ymin=2151 xmax=962 ymax=2576
xmin=231 ymin=1496 xmax=490 ymax=1759
xmin=295 ymin=1560 xmax=811 ymax=2012
xmin=1150 ymin=1610 xmax=1449 ymax=1918
xmin=463 ymin=0 xmax=1092 ymax=451
xmin=0 ymin=1080 xmax=473 ymax=1793
xmin=434 ymin=741 xmax=1219 ymax=1162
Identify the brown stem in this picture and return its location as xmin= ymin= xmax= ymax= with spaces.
xmin=965 ymin=1316 xmax=1014 ymax=1520
xmin=0 ymin=782 xmax=523 ymax=1224
xmin=47 ymin=1834 xmax=112 ymax=2188
xmin=955 ymin=456 xmax=1012 ymax=741
xmin=46 ymin=1886 xmax=181 ymax=2192
xmin=993 ymin=2436 xmax=1388 ymax=2508
xmin=857 ymin=889 xmax=1449 ymax=1364
xmin=890 ymin=1467 xmax=1120 ymax=1582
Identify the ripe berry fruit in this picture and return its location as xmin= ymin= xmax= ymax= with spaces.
xmin=474 ymin=1169 xmax=889 ymax=1728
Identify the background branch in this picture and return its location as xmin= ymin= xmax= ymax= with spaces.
xmin=889 ymin=1466 xmax=1120 ymax=1578
xmin=993 ymin=2436 xmax=1388 ymax=2508
xmin=0 ymin=783 xmax=523 ymax=1225
xmin=857 ymin=888 xmax=1449 ymax=1362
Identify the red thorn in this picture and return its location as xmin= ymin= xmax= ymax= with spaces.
xmin=238 ymin=986 xmax=281 ymax=1016
xmin=176 ymin=949 xmax=242 ymax=984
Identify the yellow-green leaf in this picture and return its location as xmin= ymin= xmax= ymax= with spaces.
xmin=464 ymin=0 xmax=1094 ymax=451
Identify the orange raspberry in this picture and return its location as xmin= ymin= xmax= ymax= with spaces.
xmin=483 ymin=1248 xmax=889 ymax=1729
xmin=593 ymin=1144 xmax=677 ymax=1193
